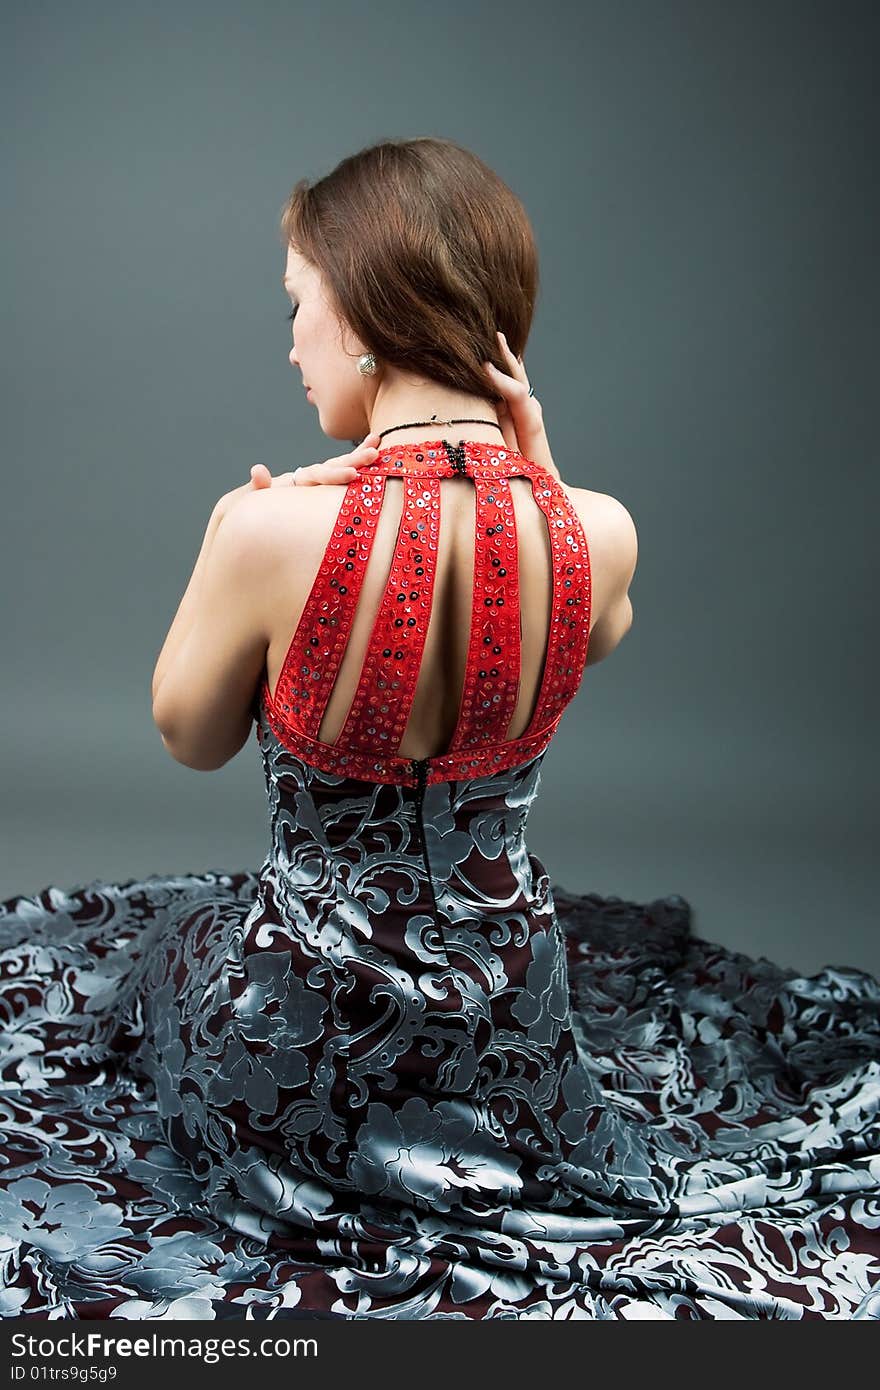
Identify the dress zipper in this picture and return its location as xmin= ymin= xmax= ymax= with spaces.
xmin=410 ymin=756 xmax=440 ymax=918
xmin=410 ymin=757 xmax=429 ymax=799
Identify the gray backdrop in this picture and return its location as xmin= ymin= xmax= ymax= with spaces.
xmin=3 ymin=0 xmax=877 ymax=975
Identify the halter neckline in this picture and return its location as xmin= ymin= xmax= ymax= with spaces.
xmin=376 ymin=438 xmax=526 ymax=460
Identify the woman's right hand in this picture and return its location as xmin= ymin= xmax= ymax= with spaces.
xmin=481 ymin=331 xmax=560 ymax=480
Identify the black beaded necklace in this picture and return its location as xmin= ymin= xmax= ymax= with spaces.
xmin=376 ymin=415 xmax=503 ymax=442
xmin=376 ymin=416 xmax=505 ymax=475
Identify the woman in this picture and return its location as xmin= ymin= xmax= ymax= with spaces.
xmin=1 ymin=137 xmax=878 ymax=1321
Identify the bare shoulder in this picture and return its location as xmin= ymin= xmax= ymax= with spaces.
xmin=556 ymin=485 xmax=638 ymax=666
xmin=558 ymin=484 xmax=638 ymax=585
xmin=228 ymin=481 xmax=344 ymax=559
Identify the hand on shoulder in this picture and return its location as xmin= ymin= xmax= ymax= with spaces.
xmin=219 ymin=434 xmax=382 ymax=518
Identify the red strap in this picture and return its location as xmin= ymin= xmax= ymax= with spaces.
xmin=270 ymin=475 xmax=387 ymax=736
xmin=519 ymin=474 xmax=592 ymax=739
xmin=338 ymin=474 xmax=442 ymax=753
xmin=447 ymin=474 xmax=522 ymax=752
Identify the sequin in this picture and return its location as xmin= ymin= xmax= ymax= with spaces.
xmin=261 ymin=439 xmax=591 ymax=787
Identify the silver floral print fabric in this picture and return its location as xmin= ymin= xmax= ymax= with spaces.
xmin=1 ymin=710 xmax=879 ymax=1318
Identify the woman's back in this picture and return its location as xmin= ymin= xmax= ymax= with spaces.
xmin=258 ymin=436 xmax=624 ymax=782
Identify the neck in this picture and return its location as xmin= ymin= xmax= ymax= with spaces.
xmin=368 ymin=382 xmax=503 ymax=448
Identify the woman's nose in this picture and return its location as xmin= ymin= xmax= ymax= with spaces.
xmin=289 ymin=348 xmax=297 ymax=366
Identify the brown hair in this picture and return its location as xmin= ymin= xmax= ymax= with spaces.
xmin=279 ymin=137 xmax=539 ymax=406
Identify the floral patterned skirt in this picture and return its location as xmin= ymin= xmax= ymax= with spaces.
xmin=1 ymin=867 xmax=879 ymax=1319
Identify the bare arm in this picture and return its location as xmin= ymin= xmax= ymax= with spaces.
xmin=152 ymin=502 xmax=226 ymax=707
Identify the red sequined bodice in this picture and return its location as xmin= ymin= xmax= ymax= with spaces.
xmin=257 ymin=438 xmax=591 ymax=788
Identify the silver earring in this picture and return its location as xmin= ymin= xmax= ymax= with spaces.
xmin=357 ymin=352 xmax=378 ymax=376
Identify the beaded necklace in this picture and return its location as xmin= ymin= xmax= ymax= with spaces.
xmin=377 ymin=416 xmax=504 ymax=474
xmin=376 ymin=415 xmax=503 ymax=442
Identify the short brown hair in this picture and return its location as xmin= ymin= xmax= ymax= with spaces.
xmin=279 ymin=137 xmax=539 ymax=406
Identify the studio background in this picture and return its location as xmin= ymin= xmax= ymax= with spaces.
xmin=3 ymin=0 xmax=876 ymax=976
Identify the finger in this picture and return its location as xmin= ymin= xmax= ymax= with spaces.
xmin=485 ymin=345 xmax=546 ymax=466
xmin=250 ymin=463 xmax=273 ymax=489
xmin=341 ymin=442 xmax=379 ymax=470
xmin=497 ymin=338 xmax=530 ymax=397
xmin=294 ymin=463 xmax=364 ymax=486
xmin=481 ymin=364 xmax=518 ymax=430
xmin=496 ymin=331 xmax=529 ymax=387
xmin=482 ymin=360 xmax=521 ymax=398
xmin=483 ymin=350 xmax=525 ymax=392
xmin=481 ymin=360 xmax=508 ymax=385
xmin=322 ymin=440 xmax=379 ymax=469
xmin=352 ymin=437 xmax=380 ymax=459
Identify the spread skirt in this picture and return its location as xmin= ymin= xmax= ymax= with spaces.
xmin=1 ymin=865 xmax=878 ymax=1320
